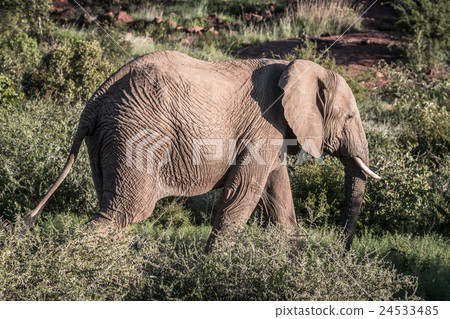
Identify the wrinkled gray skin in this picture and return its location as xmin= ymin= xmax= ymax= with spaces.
xmin=24 ymin=50 xmax=376 ymax=251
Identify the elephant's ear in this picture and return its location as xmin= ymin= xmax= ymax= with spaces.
xmin=278 ymin=60 xmax=334 ymax=158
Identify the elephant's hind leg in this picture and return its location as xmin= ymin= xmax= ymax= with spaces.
xmin=87 ymin=162 xmax=160 ymax=230
xmin=205 ymin=163 xmax=270 ymax=252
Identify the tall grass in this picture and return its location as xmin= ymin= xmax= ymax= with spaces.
xmin=295 ymin=0 xmax=364 ymax=37
xmin=0 ymin=219 xmax=420 ymax=300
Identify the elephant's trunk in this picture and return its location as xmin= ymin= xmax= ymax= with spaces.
xmin=341 ymin=158 xmax=367 ymax=251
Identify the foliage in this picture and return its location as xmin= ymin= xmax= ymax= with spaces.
xmin=23 ymin=40 xmax=115 ymax=100
xmin=0 ymin=220 xmax=420 ymax=300
xmin=290 ymin=157 xmax=344 ymax=228
xmin=0 ymin=98 xmax=97 ymax=221
xmin=0 ymin=31 xmax=42 ymax=84
xmin=393 ymin=0 xmax=450 ymax=70
xmin=356 ymin=230 xmax=450 ymax=301
xmin=0 ymin=0 xmax=54 ymax=41
xmin=0 ymin=76 xmax=23 ymax=108
xmin=400 ymin=104 xmax=449 ymax=157
xmin=295 ymin=0 xmax=363 ymax=37
xmin=0 ymin=0 xmax=448 ymax=302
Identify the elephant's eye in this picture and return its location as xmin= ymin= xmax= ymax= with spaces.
xmin=345 ymin=113 xmax=354 ymax=123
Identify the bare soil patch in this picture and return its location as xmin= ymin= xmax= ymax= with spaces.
xmin=237 ymin=30 xmax=404 ymax=74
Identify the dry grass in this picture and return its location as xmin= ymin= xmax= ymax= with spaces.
xmin=295 ymin=0 xmax=365 ymax=37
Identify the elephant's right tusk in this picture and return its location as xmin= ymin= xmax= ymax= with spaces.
xmin=354 ymin=157 xmax=381 ymax=180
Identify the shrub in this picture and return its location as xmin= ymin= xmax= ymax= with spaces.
xmin=0 ymin=76 xmax=23 ymax=108
xmin=0 ymin=31 xmax=41 ymax=83
xmin=358 ymin=231 xmax=450 ymax=300
xmin=0 ymin=0 xmax=53 ymax=41
xmin=362 ymin=122 xmax=449 ymax=235
xmin=149 ymin=199 xmax=194 ymax=229
xmin=24 ymin=40 xmax=115 ymax=100
xmin=400 ymin=103 xmax=449 ymax=157
xmin=0 ymin=220 xmax=419 ymax=300
xmin=290 ymin=157 xmax=344 ymax=228
xmin=393 ymin=0 xmax=450 ymax=70
xmin=0 ymin=98 xmax=97 ymax=221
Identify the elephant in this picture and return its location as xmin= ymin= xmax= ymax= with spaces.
xmin=23 ymin=50 xmax=380 ymax=251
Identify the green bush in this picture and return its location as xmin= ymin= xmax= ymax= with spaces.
xmin=290 ymin=157 xmax=344 ymax=228
xmin=0 ymin=31 xmax=41 ymax=83
xmin=0 ymin=76 xmax=23 ymax=108
xmin=0 ymin=98 xmax=97 ymax=221
xmin=0 ymin=0 xmax=53 ymax=41
xmin=400 ymin=104 xmax=449 ymax=157
xmin=362 ymin=151 xmax=448 ymax=235
xmin=358 ymin=231 xmax=450 ymax=300
xmin=0 ymin=220 xmax=419 ymax=300
xmin=393 ymin=0 xmax=450 ymax=70
xmin=288 ymin=120 xmax=449 ymax=237
xmin=149 ymin=199 xmax=194 ymax=229
xmin=24 ymin=40 xmax=115 ymax=100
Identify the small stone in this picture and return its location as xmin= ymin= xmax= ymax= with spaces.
xmin=187 ymin=25 xmax=204 ymax=34
xmin=117 ymin=11 xmax=133 ymax=24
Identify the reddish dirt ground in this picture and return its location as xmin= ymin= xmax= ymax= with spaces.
xmin=237 ymin=31 xmax=403 ymax=74
xmin=237 ymin=2 xmax=404 ymax=75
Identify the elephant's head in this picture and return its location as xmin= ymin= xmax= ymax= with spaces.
xmin=278 ymin=60 xmax=380 ymax=250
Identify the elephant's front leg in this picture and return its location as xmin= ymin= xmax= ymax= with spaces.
xmin=205 ymin=163 xmax=269 ymax=252
xmin=259 ymin=165 xmax=297 ymax=230
xmin=259 ymin=165 xmax=303 ymax=250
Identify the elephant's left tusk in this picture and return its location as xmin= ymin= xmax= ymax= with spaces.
xmin=354 ymin=157 xmax=381 ymax=180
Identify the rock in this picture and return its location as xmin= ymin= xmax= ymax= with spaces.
xmin=56 ymin=7 xmax=75 ymax=18
xmin=117 ymin=11 xmax=134 ymax=24
xmin=97 ymin=11 xmax=114 ymax=24
xmin=187 ymin=25 xmax=204 ymax=34
xmin=154 ymin=16 xmax=163 ymax=24
xmin=165 ymin=19 xmax=177 ymax=29
xmin=52 ymin=0 xmax=70 ymax=12
xmin=51 ymin=7 xmax=75 ymax=24
xmin=77 ymin=13 xmax=93 ymax=28
xmin=376 ymin=71 xmax=384 ymax=78
xmin=206 ymin=27 xmax=219 ymax=35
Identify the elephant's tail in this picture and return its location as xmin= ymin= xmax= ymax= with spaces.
xmin=21 ymin=124 xmax=89 ymax=228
